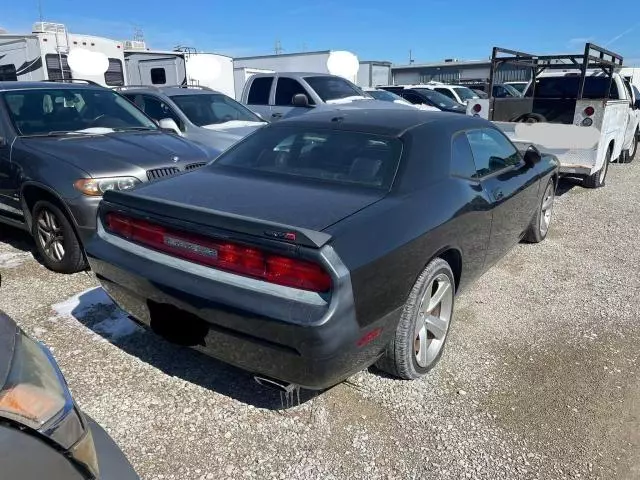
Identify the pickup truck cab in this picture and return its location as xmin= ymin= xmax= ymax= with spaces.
xmin=467 ymin=44 xmax=640 ymax=188
xmin=241 ymin=72 xmax=396 ymax=121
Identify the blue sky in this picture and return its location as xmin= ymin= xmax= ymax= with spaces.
xmin=3 ymin=1 xmax=640 ymax=64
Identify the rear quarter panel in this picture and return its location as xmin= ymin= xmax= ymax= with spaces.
xmin=326 ymin=179 xmax=492 ymax=328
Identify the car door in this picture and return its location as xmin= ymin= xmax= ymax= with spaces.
xmin=271 ymin=76 xmax=315 ymax=121
xmin=466 ymin=128 xmax=540 ymax=269
xmin=622 ymin=79 xmax=639 ymax=148
xmin=0 ymin=118 xmax=21 ymax=220
xmin=245 ymin=76 xmax=274 ymax=119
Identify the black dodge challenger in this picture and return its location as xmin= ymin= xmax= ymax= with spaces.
xmin=86 ymin=109 xmax=558 ymax=390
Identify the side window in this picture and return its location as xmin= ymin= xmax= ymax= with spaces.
xmin=150 ymin=68 xmax=166 ymax=85
xmin=609 ymin=80 xmax=620 ymax=100
xmin=247 ymin=77 xmax=273 ymax=105
xmin=494 ymin=86 xmax=508 ymax=98
xmin=402 ymin=92 xmax=423 ymax=104
xmin=104 ymin=59 xmax=125 ymax=87
xmin=466 ymin=128 xmax=520 ymax=177
xmin=45 ymin=54 xmax=72 ymax=80
xmin=451 ymin=133 xmax=477 ymax=178
xmin=435 ymin=88 xmax=455 ymax=100
xmin=623 ymin=80 xmax=634 ymax=104
xmin=140 ymin=95 xmax=183 ymax=130
xmin=275 ymin=77 xmax=313 ymax=106
xmin=0 ymin=64 xmax=17 ymax=81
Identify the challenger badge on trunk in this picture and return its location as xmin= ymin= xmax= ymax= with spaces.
xmin=164 ymin=236 xmax=218 ymax=259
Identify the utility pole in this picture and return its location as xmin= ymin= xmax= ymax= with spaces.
xmin=274 ymin=39 xmax=283 ymax=55
xmin=409 ymin=49 xmax=414 ymax=64
xmin=38 ymin=0 xmax=43 ymax=21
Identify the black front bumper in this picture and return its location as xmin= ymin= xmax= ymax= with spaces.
xmin=87 ymin=415 xmax=139 ymax=480
xmin=86 ymin=232 xmax=396 ymax=390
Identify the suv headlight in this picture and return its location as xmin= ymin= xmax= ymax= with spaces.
xmin=74 ymin=176 xmax=141 ymax=196
xmin=0 ymin=329 xmax=99 ymax=478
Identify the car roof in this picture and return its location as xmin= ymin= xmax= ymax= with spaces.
xmin=0 ymin=81 xmax=103 ymax=92
xmin=251 ymin=72 xmax=337 ymax=79
xmin=274 ymin=108 xmax=489 ymax=137
xmin=114 ymin=85 xmax=225 ymax=96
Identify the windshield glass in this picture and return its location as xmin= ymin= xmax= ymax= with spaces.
xmin=453 ymin=87 xmax=478 ymax=101
xmin=413 ymin=88 xmax=461 ymax=108
xmin=508 ymin=82 xmax=527 ymax=93
xmin=502 ymin=84 xmax=523 ymax=97
xmin=304 ymin=76 xmax=364 ymax=102
xmin=170 ymin=93 xmax=262 ymax=126
xmin=213 ymin=125 xmax=402 ymax=189
xmin=3 ymin=88 xmax=157 ymax=136
xmin=368 ymin=89 xmax=404 ymax=102
xmin=525 ymin=76 xmax=620 ymax=99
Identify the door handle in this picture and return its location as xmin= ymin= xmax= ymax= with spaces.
xmin=271 ymin=112 xmax=283 ymax=118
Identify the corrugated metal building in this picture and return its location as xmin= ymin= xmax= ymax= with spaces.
xmin=391 ymin=59 xmax=531 ymax=85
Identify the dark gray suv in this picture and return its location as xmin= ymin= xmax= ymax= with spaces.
xmin=0 ymin=81 xmax=217 ymax=274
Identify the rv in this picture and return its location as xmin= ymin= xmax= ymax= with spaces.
xmin=0 ymin=22 xmax=125 ymax=87
xmin=123 ymin=43 xmax=235 ymax=98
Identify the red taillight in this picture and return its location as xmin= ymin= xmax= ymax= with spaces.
xmin=104 ymin=213 xmax=332 ymax=293
xmin=472 ymin=103 xmax=482 ymax=113
xmin=584 ymin=106 xmax=595 ymax=116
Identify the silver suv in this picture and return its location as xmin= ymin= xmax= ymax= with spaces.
xmin=117 ymin=85 xmax=267 ymax=152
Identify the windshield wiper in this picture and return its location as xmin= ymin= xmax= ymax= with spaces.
xmin=111 ymin=126 xmax=156 ymax=132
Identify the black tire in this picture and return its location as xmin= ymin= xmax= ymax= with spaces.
xmin=376 ymin=258 xmax=455 ymax=380
xmin=620 ymin=131 xmax=638 ymax=164
xmin=32 ymin=200 xmax=87 ymax=274
xmin=583 ymin=147 xmax=611 ymax=188
xmin=523 ymin=178 xmax=555 ymax=243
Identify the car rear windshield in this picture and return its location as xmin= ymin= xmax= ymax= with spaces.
xmin=169 ymin=93 xmax=262 ymax=126
xmin=212 ymin=126 xmax=403 ymax=189
xmin=304 ymin=76 xmax=364 ymax=102
xmin=525 ymin=76 xmax=620 ymax=99
xmin=2 ymin=88 xmax=157 ymax=136
xmin=413 ymin=88 xmax=460 ymax=109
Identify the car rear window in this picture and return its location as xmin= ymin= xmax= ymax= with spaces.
xmin=212 ymin=126 xmax=403 ymax=189
xmin=526 ymin=76 xmax=619 ymax=99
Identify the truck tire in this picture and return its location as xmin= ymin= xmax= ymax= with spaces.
xmin=620 ymin=130 xmax=638 ymax=164
xmin=376 ymin=258 xmax=455 ymax=380
xmin=32 ymin=200 xmax=87 ymax=274
xmin=583 ymin=147 xmax=611 ymax=188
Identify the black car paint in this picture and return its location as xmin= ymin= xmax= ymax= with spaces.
xmin=378 ymin=87 xmax=467 ymax=114
xmin=0 ymin=82 xmax=214 ymax=244
xmin=86 ymin=110 xmax=558 ymax=389
xmin=0 ymin=310 xmax=139 ymax=479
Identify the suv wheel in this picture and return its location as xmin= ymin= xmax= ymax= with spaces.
xmin=32 ymin=200 xmax=87 ymax=274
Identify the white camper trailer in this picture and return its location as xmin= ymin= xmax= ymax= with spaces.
xmin=0 ymin=22 xmax=125 ymax=87
xmin=123 ymin=43 xmax=235 ymax=98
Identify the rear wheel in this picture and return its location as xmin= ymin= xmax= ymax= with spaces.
xmin=583 ymin=147 xmax=611 ymax=188
xmin=523 ymin=178 xmax=555 ymax=243
xmin=32 ymin=200 xmax=87 ymax=274
xmin=376 ymin=258 xmax=455 ymax=380
xmin=620 ymin=130 xmax=638 ymax=164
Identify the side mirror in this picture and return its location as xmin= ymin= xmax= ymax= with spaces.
xmin=292 ymin=93 xmax=311 ymax=108
xmin=158 ymin=118 xmax=182 ymax=136
xmin=523 ymin=145 xmax=542 ymax=167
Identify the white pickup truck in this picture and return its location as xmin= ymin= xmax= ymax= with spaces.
xmin=467 ymin=44 xmax=640 ymax=188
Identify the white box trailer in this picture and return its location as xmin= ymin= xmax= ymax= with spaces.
xmin=233 ymin=50 xmax=360 ymax=99
xmin=0 ymin=22 xmax=125 ymax=87
xmin=356 ymin=61 xmax=392 ymax=87
xmin=124 ymin=44 xmax=235 ymax=98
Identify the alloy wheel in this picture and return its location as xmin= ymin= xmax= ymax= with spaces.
xmin=414 ymin=273 xmax=454 ymax=368
xmin=37 ymin=209 xmax=65 ymax=262
xmin=540 ymin=182 xmax=555 ymax=236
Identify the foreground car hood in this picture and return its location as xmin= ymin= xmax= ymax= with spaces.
xmin=22 ymin=132 xmax=210 ymax=177
xmin=128 ymin=168 xmax=386 ymax=231
xmin=193 ymin=122 xmax=265 ymax=150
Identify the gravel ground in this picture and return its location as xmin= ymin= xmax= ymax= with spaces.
xmin=1 ymin=160 xmax=639 ymax=480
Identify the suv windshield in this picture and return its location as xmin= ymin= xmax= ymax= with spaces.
xmin=453 ymin=87 xmax=478 ymax=101
xmin=413 ymin=88 xmax=460 ymax=109
xmin=169 ymin=93 xmax=263 ymax=127
xmin=213 ymin=125 xmax=403 ymax=189
xmin=304 ymin=76 xmax=364 ymax=102
xmin=3 ymin=88 xmax=157 ymax=136
xmin=525 ymin=76 xmax=620 ymax=99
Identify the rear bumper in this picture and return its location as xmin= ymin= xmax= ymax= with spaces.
xmin=85 ymin=225 xmax=396 ymax=390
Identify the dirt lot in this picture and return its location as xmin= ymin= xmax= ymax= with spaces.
xmin=1 ymin=161 xmax=639 ymax=480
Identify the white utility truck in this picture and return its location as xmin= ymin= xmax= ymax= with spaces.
xmin=467 ymin=44 xmax=640 ymax=188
